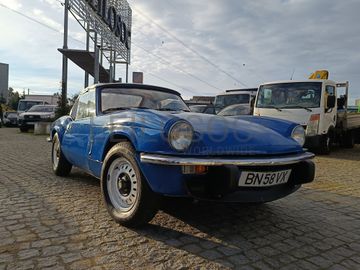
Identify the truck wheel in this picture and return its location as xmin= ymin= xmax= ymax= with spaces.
xmin=52 ymin=133 xmax=72 ymax=176
xmin=20 ymin=127 xmax=28 ymax=132
xmin=318 ymin=134 xmax=331 ymax=155
xmin=101 ymin=142 xmax=160 ymax=227
xmin=342 ymin=132 xmax=355 ymax=148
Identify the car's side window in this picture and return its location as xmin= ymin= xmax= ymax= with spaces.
xmin=76 ymin=90 xmax=96 ymax=120
xmin=326 ymin=85 xmax=335 ymax=96
xmin=70 ymin=98 xmax=79 ymax=119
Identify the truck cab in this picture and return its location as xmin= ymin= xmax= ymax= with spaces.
xmin=214 ymin=88 xmax=257 ymax=114
xmin=253 ymin=80 xmax=353 ymax=154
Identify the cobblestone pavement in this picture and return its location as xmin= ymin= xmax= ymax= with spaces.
xmin=0 ymin=128 xmax=360 ymax=270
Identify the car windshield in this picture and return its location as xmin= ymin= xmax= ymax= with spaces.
xmin=190 ymin=105 xmax=206 ymax=113
xmin=27 ymin=105 xmax=55 ymax=112
xmin=214 ymin=94 xmax=250 ymax=108
xmin=18 ymin=101 xmax=43 ymax=111
xmin=101 ymin=88 xmax=190 ymax=113
xmin=257 ymin=82 xmax=322 ymax=109
xmin=218 ymin=104 xmax=251 ymax=116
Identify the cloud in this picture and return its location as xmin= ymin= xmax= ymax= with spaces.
xmin=0 ymin=0 xmax=359 ymax=103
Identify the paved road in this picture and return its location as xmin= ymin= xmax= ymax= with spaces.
xmin=0 ymin=128 xmax=360 ymax=269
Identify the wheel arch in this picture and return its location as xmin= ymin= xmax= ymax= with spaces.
xmin=101 ymin=132 xmax=138 ymax=162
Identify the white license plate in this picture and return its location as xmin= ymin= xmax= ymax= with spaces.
xmin=238 ymin=169 xmax=291 ymax=187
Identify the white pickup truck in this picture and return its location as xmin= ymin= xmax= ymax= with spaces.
xmin=253 ymin=80 xmax=360 ymax=154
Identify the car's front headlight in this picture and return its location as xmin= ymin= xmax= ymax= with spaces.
xmin=291 ymin=125 xmax=306 ymax=147
xmin=168 ymin=121 xmax=194 ymax=151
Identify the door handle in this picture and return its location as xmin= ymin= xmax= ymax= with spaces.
xmin=66 ymin=123 xmax=73 ymax=132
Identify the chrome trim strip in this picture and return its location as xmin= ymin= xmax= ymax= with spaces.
xmin=140 ymin=152 xmax=315 ymax=166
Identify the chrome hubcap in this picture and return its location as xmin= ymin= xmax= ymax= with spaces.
xmin=107 ymin=158 xmax=138 ymax=212
xmin=52 ymin=139 xmax=60 ymax=169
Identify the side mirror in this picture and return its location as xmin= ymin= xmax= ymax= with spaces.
xmin=327 ymin=95 xmax=336 ymax=109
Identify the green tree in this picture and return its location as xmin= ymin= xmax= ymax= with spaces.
xmin=7 ymin=87 xmax=21 ymax=110
xmin=55 ymin=92 xmax=79 ymax=119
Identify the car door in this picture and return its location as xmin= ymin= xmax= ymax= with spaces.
xmin=61 ymin=89 xmax=96 ymax=171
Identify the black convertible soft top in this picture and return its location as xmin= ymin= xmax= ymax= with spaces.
xmin=85 ymin=83 xmax=182 ymax=97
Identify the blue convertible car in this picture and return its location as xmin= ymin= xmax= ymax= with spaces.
xmin=50 ymin=83 xmax=315 ymax=227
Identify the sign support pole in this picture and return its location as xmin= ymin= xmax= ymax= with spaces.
xmin=61 ymin=0 xmax=69 ymax=111
xmin=84 ymin=23 xmax=90 ymax=88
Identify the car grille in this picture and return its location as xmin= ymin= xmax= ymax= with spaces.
xmin=24 ymin=115 xmax=41 ymax=120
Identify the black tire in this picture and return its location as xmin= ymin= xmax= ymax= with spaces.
xmin=317 ymin=133 xmax=331 ymax=155
xmin=342 ymin=131 xmax=355 ymax=149
xmin=52 ymin=133 xmax=72 ymax=176
xmin=101 ymin=142 xmax=160 ymax=227
xmin=20 ymin=127 xmax=28 ymax=132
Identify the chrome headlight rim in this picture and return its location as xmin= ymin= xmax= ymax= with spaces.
xmin=168 ymin=120 xmax=194 ymax=152
xmin=291 ymin=125 xmax=306 ymax=147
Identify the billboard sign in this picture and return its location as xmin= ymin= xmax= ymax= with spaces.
xmin=69 ymin=0 xmax=132 ymax=63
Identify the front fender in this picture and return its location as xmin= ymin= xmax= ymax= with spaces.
xmin=50 ymin=116 xmax=73 ymax=142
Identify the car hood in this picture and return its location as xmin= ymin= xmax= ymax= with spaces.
xmin=104 ymin=109 xmax=302 ymax=156
xmin=176 ymin=113 xmax=302 ymax=155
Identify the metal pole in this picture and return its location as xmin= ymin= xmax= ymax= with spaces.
xmin=84 ymin=23 xmax=90 ymax=88
xmin=109 ymin=49 xmax=113 ymax=82
xmin=113 ymin=53 xmax=116 ymax=82
xmin=100 ymin=38 xmax=103 ymax=66
xmin=94 ymin=32 xmax=99 ymax=84
xmin=126 ymin=63 xmax=129 ymax=83
xmin=94 ymin=46 xmax=100 ymax=84
xmin=61 ymin=0 xmax=69 ymax=111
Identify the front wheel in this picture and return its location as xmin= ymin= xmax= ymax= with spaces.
xmin=52 ymin=133 xmax=72 ymax=176
xmin=101 ymin=142 xmax=160 ymax=227
xmin=317 ymin=133 xmax=331 ymax=155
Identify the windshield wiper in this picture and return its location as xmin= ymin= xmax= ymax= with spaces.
xmin=281 ymin=105 xmax=313 ymax=112
xmin=265 ymin=105 xmax=282 ymax=112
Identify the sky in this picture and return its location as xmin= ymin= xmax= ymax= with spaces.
xmin=0 ymin=0 xmax=359 ymax=103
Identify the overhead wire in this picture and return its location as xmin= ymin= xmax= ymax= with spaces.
xmin=0 ymin=2 xmax=217 ymax=93
xmin=133 ymin=7 xmax=249 ymax=87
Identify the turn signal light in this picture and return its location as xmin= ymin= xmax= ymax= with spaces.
xmin=309 ymin=114 xmax=320 ymax=121
xmin=182 ymin=165 xmax=208 ymax=175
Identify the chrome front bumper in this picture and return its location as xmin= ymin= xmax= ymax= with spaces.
xmin=140 ymin=152 xmax=315 ymax=167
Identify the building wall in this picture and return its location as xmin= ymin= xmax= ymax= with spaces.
xmin=0 ymin=63 xmax=9 ymax=101
xmin=356 ymin=99 xmax=360 ymax=106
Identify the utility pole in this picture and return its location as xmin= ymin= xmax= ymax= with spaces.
xmin=61 ymin=0 xmax=69 ymax=111
xmin=84 ymin=23 xmax=90 ymax=88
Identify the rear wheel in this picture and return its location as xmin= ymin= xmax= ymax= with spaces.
xmin=52 ymin=133 xmax=72 ymax=176
xmin=101 ymin=142 xmax=159 ymax=227
xmin=342 ymin=131 xmax=355 ymax=148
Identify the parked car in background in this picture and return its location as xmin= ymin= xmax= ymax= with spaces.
xmin=3 ymin=112 xmax=18 ymax=127
xmin=218 ymin=104 xmax=252 ymax=116
xmin=18 ymin=105 xmax=56 ymax=132
xmin=50 ymin=83 xmax=315 ymax=227
xmin=17 ymin=99 xmax=48 ymax=114
xmin=214 ymin=88 xmax=257 ymax=114
xmin=189 ymin=104 xmax=215 ymax=114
